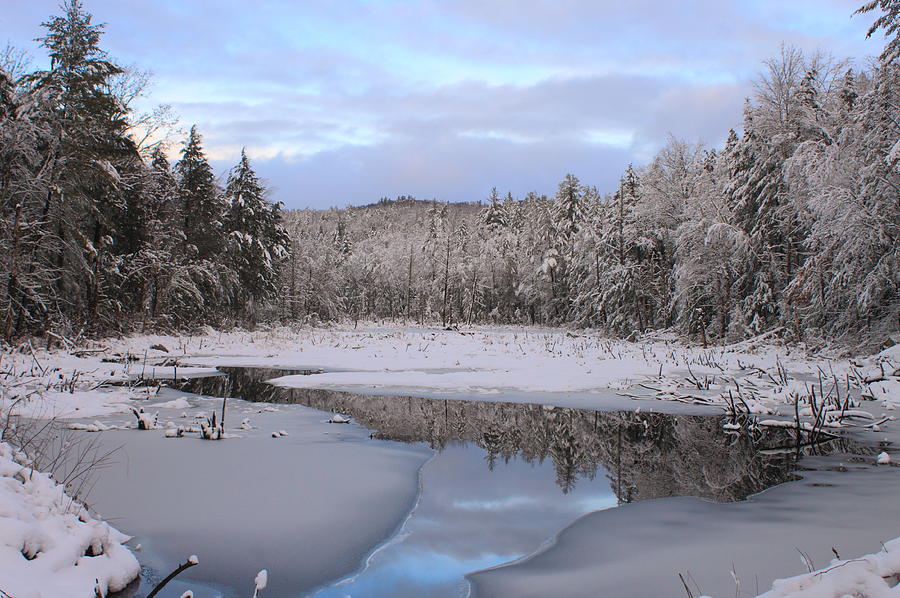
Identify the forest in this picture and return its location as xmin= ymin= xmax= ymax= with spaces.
xmin=1 ymin=0 xmax=898 ymax=346
xmin=283 ymin=44 xmax=899 ymax=345
xmin=0 ymin=1 xmax=290 ymax=339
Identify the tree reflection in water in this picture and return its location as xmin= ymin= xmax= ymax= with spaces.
xmin=179 ymin=367 xmax=868 ymax=502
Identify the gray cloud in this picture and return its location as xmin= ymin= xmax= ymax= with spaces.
xmin=247 ymin=133 xmax=640 ymax=209
xmin=2 ymin=1 xmax=882 ymax=209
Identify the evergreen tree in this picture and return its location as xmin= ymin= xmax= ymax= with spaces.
xmin=127 ymin=148 xmax=181 ymax=324
xmin=175 ymin=125 xmax=226 ymax=260
xmin=595 ymin=166 xmax=645 ymax=334
xmin=545 ymin=174 xmax=584 ymax=320
xmin=30 ymin=0 xmax=139 ymax=328
xmin=0 ymin=62 xmax=53 ymax=338
xmin=553 ymin=173 xmax=583 ymax=242
xmin=786 ymin=62 xmax=900 ymax=335
xmin=857 ymin=0 xmax=900 ymax=64
xmin=674 ymin=142 xmax=751 ymax=341
xmin=36 ymin=0 xmax=125 ymax=130
xmin=723 ymin=106 xmax=787 ymax=333
xmin=481 ymin=187 xmax=507 ymax=231
xmin=839 ymin=69 xmax=860 ymax=110
xmin=223 ymin=149 xmax=290 ymax=316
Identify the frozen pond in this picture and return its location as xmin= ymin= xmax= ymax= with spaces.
xmin=86 ymin=367 xmax=879 ymax=597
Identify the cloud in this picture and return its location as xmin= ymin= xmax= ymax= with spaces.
xmin=249 ymin=132 xmax=637 ymax=209
xmin=3 ymin=1 xmax=881 ymax=209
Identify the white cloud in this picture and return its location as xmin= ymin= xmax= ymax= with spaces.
xmin=5 ymin=0 xmax=880 ymax=209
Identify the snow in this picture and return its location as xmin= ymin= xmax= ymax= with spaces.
xmin=34 ymin=326 xmax=872 ymax=420
xmin=469 ymin=460 xmax=900 ymax=597
xmin=152 ymin=397 xmax=193 ymax=410
xmin=75 ymin=392 xmax=431 ymax=597
xmin=254 ymin=568 xmax=268 ymax=590
xmin=753 ymin=538 xmax=900 ymax=598
xmin=0 ymin=442 xmax=140 ymax=597
xmin=67 ymin=420 xmax=114 ymax=433
xmin=0 ymin=344 xmax=219 ymax=422
xmin=1 ymin=325 xmax=898 ymax=597
xmin=131 ymin=407 xmax=158 ymax=430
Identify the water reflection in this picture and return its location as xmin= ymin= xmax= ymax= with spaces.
xmin=178 ymin=368 xmax=865 ymax=503
xmin=310 ymin=442 xmax=615 ymax=598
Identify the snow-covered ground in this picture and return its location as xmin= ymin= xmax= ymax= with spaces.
xmin=754 ymin=538 xmax=900 ymax=598
xmin=1 ymin=324 xmax=898 ymax=597
xmin=0 ymin=441 xmax=140 ymax=598
xmin=6 ymin=325 xmax=896 ymax=419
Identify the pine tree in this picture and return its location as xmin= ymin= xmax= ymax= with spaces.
xmin=594 ymin=166 xmax=645 ymax=334
xmin=30 ymin=0 xmax=140 ymax=328
xmin=722 ymin=106 xmax=788 ymax=333
xmin=553 ymin=173 xmax=583 ymax=242
xmin=0 ymin=64 xmax=51 ymax=338
xmin=566 ymin=185 xmax=605 ymax=327
xmin=856 ymin=0 xmax=900 ymax=64
xmin=839 ymin=69 xmax=860 ymax=110
xmin=223 ymin=149 xmax=290 ymax=316
xmin=674 ymin=143 xmax=751 ymax=341
xmin=481 ymin=187 xmax=507 ymax=231
xmin=36 ymin=0 xmax=125 ymax=131
xmin=544 ymin=174 xmax=584 ymax=320
xmin=175 ymin=125 xmax=226 ymax=260
xmin=786 ymin=62 xmax=900 ymax=335
xmin=130 ymin=148 xmax=182 ymax=322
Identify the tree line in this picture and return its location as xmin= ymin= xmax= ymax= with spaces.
xmin=0 ymin=1 xmax=289 ymax=341
xmin=282 ymin=35 xmax=898 ymax=345
xmin=1 ymin=1 xmax=897 ymax=346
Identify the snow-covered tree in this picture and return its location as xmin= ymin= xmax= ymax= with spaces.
xmin=175 ymin=125 xmax=226 ymax=259
xmin=785 ymin=63 xmax=899 ymax=336
xmin=481 ymin=187 xmax=508 ymax=231
xmin=223 ymin=149 xmax=290 ymax=318
xmin=857 ymin=0 xmax=900 ymax=64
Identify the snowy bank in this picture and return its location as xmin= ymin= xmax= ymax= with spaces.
xmin=0 ymin=442 xmax=139 ymax=597
xmin=749 ymin=538 xmax=900 ymax=598
xmin=0 ymin=342 xmax=219 ymax=421
xmin=10 ymin=325 xmax=894 ymax=421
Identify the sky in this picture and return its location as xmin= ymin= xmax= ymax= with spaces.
xmin=0 ymin=0 xmax=886 ymax=209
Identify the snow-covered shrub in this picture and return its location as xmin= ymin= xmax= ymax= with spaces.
xmin=199 ymin=412 xmax=224 ymax=440
xmin=130 ymin=407 xmax=158 ymax=430
xmin=0 ymin=442 xmax=140 ymax=597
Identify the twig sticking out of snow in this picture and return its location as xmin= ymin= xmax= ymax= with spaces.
xmin=164 ymin=426 xmax=185 ymax=438
xmin=130 ymin=407 xmax=158 ymax=430
xmin=146 ymin=555 xmax=200 ymax=598
xmin=199 ymin=412 xmax=224 ymax=440
xmin=253 ymin=569 xmax=268 ymax=597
